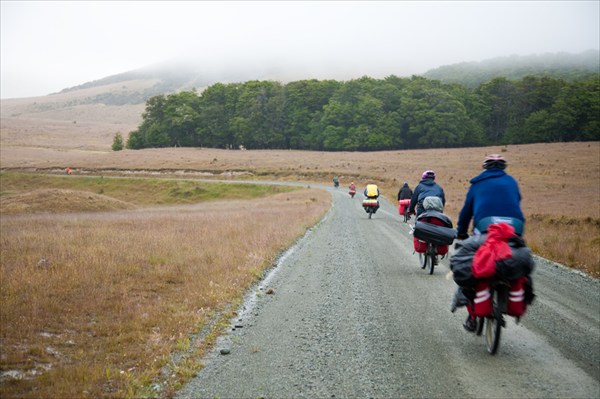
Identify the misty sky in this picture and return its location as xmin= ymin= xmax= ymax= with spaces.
xmin=1 ymin=1 xmax=598 ymax=99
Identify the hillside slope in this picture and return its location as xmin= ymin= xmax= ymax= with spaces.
xmin=423 ymin=50 xmax=599 ymax=88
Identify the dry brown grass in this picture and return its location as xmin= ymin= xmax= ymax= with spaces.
xmin=0 ymin=189 xmax=136 ymax=214
xmin=2 ymin=139 xmax=598 ymax=275
xmin=0 ymin=102 xmax=598 ymax=397
xmin=2 ymin=88 xmax=146 ymax=152
xmin=0 ymin=188 xmax=329 ymax=398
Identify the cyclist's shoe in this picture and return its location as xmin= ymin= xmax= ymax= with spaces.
xmin=463 ymin=316 xmax=477 ymax=333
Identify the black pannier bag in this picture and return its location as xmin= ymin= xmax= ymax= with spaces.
xmin=413 ymin=221 xmax=457 ymax=246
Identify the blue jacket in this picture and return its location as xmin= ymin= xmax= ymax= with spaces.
xmin=457 ymin=168 xmax=525 ymax=235
xmin=409 ymin=178 xmax=445 ymax=214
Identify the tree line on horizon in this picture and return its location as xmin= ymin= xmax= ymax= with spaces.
xmin=423 ymin=50 xmax=599 ymax=89
xmin=121 ymin=74 xmax=599 ymax=151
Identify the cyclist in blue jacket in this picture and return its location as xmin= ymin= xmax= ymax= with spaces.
xmin=456 ymin=154 xmax=525 ymax=239
xmin=408 ymin=170 xmax=446 ymax=217
xmin=455 ymin=154 xmax=527 ymax=332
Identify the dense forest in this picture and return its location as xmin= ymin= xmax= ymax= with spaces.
xmin=124 ymin=74 xmax=599 ymax=151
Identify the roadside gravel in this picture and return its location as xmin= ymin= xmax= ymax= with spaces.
xmin=177 ymin=186 xmax=599 ymax=399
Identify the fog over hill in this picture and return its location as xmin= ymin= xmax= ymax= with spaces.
xmin=1 ymin=50 xmax=598 ymax=131
xmin=423 ymin=50 xmax=600 ymax=88
xmin=56 ymin=55 xmax=361 ymax=106
xmin=50 ymin=50 xmax=599 ymax=107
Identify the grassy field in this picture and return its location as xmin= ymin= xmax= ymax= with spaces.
xmin=0 ymin=172 xmax=299 ymax=211
xmin=0 ymin=175 xmax=330 ymax=398
xmin=0 ymin=142 xmax=598 ymax=398
xmin=2 ymin=141 xmax=598 ymax=274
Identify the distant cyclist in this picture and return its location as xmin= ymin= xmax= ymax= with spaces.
xmin=408 ymin=170 xmax=445 ymax=217
xmin=349 ymin=182 xmax=357 ymax=198
xmin=397 ymin=182 xmax=413 ymax=201
xmin=456 ymin=154 xmax=525 ymax=239
xmin=398 ymin=182 xmax=413 ymax=220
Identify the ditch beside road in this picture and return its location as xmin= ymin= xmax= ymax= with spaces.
xmin=176 ymin=185 xmax=599 ymax=399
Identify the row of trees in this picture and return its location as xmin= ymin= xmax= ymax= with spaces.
xmin=122 ymin=74 xmax=599 ymax=151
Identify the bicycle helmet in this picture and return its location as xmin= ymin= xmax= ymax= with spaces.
xmin=421 ymin=170 xmax=436 ymax=180
xmin=482 ymin=154 xmax=507 ymax=169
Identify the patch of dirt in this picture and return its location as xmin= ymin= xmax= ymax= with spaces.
xmin=0 ymin=188 xmax=136 ymax=214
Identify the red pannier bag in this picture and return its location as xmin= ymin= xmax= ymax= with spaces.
xmin=413 ymin=238 xmax=448 ymax=255
xmin=467 ymin=280 xmax=493 ymax=318
xmin=436 ymin=244 xmax=449 ymax=255
xmin=415 ymin=215 xmax=450 ymax=255
xmin=362 ymin=199 xmax=379 ymax=207
xmin=398 ymin=199 xmax=411 ymax=215
xmin=507 ymin=276 xmax=528 ymax=317
xmin=413 ymin=237 xmax=427 ymax=253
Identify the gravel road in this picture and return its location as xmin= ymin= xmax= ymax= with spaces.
xmin=176 ymin=185 xmax=599 ymax=399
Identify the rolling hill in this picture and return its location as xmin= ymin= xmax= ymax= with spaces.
xmin=423 ymin=50 xmax=599 ymax=88
xmin=1 ymin=50 xmax=597 ymax=151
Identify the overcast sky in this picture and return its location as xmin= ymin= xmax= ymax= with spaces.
xmin=1 ymin=0 xmax=598 ymax=99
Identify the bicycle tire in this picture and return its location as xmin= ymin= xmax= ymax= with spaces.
xmin=485 ymin=315 xmax=502 ymax=354
xmin=419 ymin=252 xmax=427 ymax=269
xmin=476 ymin=317 xmax=485 ymax=336
xmin=428 ymin=246 xmax=436 ymax=275
xmin=485 ymin=291 xmax=503 ymax=354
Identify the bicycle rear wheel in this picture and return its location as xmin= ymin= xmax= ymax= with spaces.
xmin=428 ymin=247 xmax=436 ymax=275
xmin=417 ymin=252 xmax=428 ymax=269
xmin=485 ymin=290 xmax=503 ymax=354
xmin=484 ymin=316 xmax=502 ymax=354
xmin=476 ymin=317 xmax=485 ymax=336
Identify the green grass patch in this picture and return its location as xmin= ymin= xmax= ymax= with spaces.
xmin=0 ymin=172 xmax=297 ymax=206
